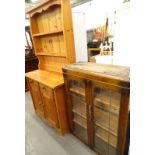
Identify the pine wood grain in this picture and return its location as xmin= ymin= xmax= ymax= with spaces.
xmin=26 ymin=69 xmax=64 ymax=88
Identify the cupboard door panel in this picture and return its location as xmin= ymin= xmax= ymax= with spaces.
xmin=93 ymin=86 xmax=121 ymax=155
xmin=39 ymin=84 xmax=59 ymax=128
xmin=28 ymin=79 xmax=44 ymax=118
xmin=71 ymin=96 xmax=88 ymax=144
xmin=68 ymin=79 xmax=88 ymax=144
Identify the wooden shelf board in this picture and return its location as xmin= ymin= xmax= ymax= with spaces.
xmin=33 ymin=30 xmax=63 ymax=37
xmin=72 ymin=103 xmax=86 ymax=119
xmin=95 ymin=97 xmax=120 ymax=111
xmin=36 ymin=52 xmax=66 ymax=57
xmin=73 ymin=119 xmax=87 ymax=129
xmin=95 ymin=121 xmax=117 ymax=136
xmin=25 ymin=69 xmax=64 ymax=88
xmin=95 ymin=133 xmax=117 ymax=148
xmin=88 ymin=48 xmax=101 ymax=51
xmin=94 ymin=108 xmax=118 ymax=136
xmin=69 ymin=92 xmax=85 ymax=102
xmin=95 ymin=121 xmax=118 ymax=137
xmin=73 ymin=110 xmax=86 ymax=119
xmin=95 ymin=94 xmax=120 ymax=111
xmin=94 ymin=101 xmax=119 ymax=116
xmin=70 ymin=87 xmax=85 ymax=97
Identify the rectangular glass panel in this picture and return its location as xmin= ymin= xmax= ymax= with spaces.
xmin=72 ymin=122 xmax=88 ymax=144
xmin=71 ymin=93 xmax=86 ymax=119
xmin=69 ymin=79 xmax=88 ymax=144
xmin=69 ymin=80 xmax=85 ymax=98
xmin=93 ymin=86 xmax=121 ymax=155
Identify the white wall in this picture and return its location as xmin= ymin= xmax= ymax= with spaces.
xmin=72 ymin=12 xmax=88 ymax=62
xmin=25 ymin=19 xmax=30 ymax=26
xmin=113 ymin=2 xmax=130 ymax=66
xmin=72 ymin=0 xmax=122 ymax=30
xmin=72 ymin=0 xmax=130 ymax=67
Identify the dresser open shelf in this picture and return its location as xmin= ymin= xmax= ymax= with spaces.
xmin=26 ymin=0 xmax=75 ymax=73
xmin=33 ymin=30 xmax=63 ymax=37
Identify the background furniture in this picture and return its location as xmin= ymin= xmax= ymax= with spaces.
xmin=25 ymin=26 xmax=38 ymax=91
xmin=63 ymin=62 xmax=130 ymax=155
xmin=26 ymin=0 xmax=75 ymax=135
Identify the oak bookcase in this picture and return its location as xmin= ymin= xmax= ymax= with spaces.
xmin=26 ymin=0 xmax=75 ymax=135
xmin=63 ymin=62 xmax=130 ymax=155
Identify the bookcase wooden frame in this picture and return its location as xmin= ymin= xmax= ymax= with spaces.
xmin=26 ymin=0 xmax=75 ymax=135
xmin=63 ymin=62 xmax=130 ymax=155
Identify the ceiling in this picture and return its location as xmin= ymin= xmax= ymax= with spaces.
xmin=25 ymin=0 xmax=91 ymax=20
xmin=25 ymin=0 xmax=91 ymax=10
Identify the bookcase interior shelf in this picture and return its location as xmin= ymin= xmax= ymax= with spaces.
xmin=33 ymin=30 xmax=63 ymax=37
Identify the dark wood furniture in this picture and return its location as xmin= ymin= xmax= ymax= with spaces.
xmin=25 ymin=57 xmax=38 ymax=91
xmin=26 ymin=0 xmax=75 ymax=135
xmin=63 ymin=62 xmax=130 ymax=155
xmin=25 ymin=26 xmax=38 ymax=91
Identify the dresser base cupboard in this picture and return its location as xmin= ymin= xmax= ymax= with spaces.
xmin=63 ymin=62 xmax=130 ymax=155
xmin=26 ymin=70 xmax=68 ymax=135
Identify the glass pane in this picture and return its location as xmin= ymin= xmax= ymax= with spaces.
xmin=72 ymin=122 xmax=88 ymax=144
xmin=69 ymin=80 xmax=85 ymax=98
xmin=69 ymin=79 xmax=88 ymax=144
xmin=72 ymin=112 xmax=88 ymax=144
xmin=71 ymin=93 xmax=86 ymax=119
xmin=93 ymin=86 xmax=121 ymax=155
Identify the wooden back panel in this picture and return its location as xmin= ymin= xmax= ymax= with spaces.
xmin=38 ymin=55 xmax=69 ymax=73
xmin=26 ymin=0 xmax=75 ymax=74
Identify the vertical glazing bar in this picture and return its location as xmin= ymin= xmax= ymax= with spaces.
xmin=85 ymin=79 xmax=94 ymax=148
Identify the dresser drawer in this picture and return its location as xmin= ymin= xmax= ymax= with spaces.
xmin=39 ymin=83 xmax=53 ymax=97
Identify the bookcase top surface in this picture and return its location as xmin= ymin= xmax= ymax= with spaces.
xmin=26 ymin=69 xmax=64 ymax=88
xmin=63 ymin=62 xmax=130 ymax=85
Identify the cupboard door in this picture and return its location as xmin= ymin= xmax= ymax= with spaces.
xmin=39 ymin=84 xmax=59 ymax=128
xmin=28 ymin=79 xmax=44 ymax=118
xmin=69 ymin=79 xmax=88 ymax=144
xmin=92 ymin=86 xmax=121 ymax=155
